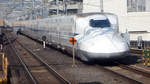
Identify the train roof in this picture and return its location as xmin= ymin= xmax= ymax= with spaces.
xmin=76 ymin=12 xmax=116 ymax=17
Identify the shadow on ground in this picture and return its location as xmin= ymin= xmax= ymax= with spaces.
xmin=93 ymin=54 xmax=142 ymax=66
xmin=78 ymin=82 xmax=103 ymax=84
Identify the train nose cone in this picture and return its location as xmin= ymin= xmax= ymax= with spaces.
xmin=79 ymin=35 xmax=130 ymax=59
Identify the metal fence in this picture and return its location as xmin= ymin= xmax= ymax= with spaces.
xmin=130 ymin=41 xmax=150 ymax=49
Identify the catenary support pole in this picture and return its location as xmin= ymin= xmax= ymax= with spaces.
xmin=100 ymin=0 xmax=104 ymax=12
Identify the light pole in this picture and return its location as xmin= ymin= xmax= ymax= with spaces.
xmin=56 ymin=0 xmax=59 ymax=15
xmin=64 ymin=0 xmax=67 ymax=15
xmin=100 ymin=0 xmax=104 ymax=12
xmin=21 ymin=0 xmax=24 ymax=8
xmin=32 ymin=0 xmax=35 ymax=19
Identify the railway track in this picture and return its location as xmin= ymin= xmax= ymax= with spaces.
xmin=116 ymin=62 xmax=150 ymax=78
xmin=104 ymin=61 xmax=150 ymax=84
xmin=6 ymin=34 xmax=71 ymax=84
xmin=5 ymin=29 xmax=149 ymax=84
xmin=130 ymin=49 xmax=143 ymax=54
xmin=18 ymin=32 xmax=146 ymax=84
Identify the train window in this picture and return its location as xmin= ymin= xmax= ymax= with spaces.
xmin=89 ymin=19 xmax=111 ymax=28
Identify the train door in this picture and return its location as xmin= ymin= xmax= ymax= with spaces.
xmin=46 ymin=19 xmax=51 ymax=44
xmin=61 ymin=17 xmax=75 ymax=51
xmin=57 ymin=19 xmax=61 ymax=48
xmin=59 ymin=18 xmax=70 ymax=49
xmin=51 ymin=19 xmax=57 ymax=45
xmin=59 ymin=18 xmax=66 ymax=49
xmin=48 ymin=19 xmax=52 ymax=44
xmin=36 ymin=21 xmax=40 ymax=40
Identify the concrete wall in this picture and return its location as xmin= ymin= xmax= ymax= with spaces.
xmin=146 ymin=0 xmax=150 ymax=11
xmin=126 ymin=12 xmax=150 ymax=32
xmin=130 ymin=33 xmax=150 ymax=41
xmin=102 ymin=0 xmax=127 ymax=32
xmin=83 ymin=0 xmax=150 ymax=40
xmin=83 ymin=0 xmax=101 ymax=12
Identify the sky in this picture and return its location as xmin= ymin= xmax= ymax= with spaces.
xmin=0 ymin=0 xmax=9 ymax=3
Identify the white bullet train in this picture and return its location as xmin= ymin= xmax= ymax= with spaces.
xmin=9 ymin=12 xmax=130 ymax=62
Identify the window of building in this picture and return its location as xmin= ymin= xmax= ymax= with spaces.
xmin=127 ymin=0 xmax=147 ymax=12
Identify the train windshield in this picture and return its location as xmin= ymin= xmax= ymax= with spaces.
xmin=89 ymin=19 xmax=111 ymax=28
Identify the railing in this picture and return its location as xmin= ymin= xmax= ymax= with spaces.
xmin=130 ymin=41 xmax=150 ymax=49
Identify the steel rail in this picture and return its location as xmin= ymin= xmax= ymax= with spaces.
xmin=95 ymin=65 xmax=143 ymax=84
xmin=129 ymin=49 xmax=150 ymax=77
xmin=6 ymin=35 xmax=38 ymax=84
xmin=16 ymin=40 xmax=71 ymax=84
xmin=130 ymin=49 xmax=142 ymax=54
xmin=115 ymin=62 xmax=150 ymax=78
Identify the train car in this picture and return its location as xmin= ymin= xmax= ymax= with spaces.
xmin=10 ymin=12 xmax=130 ymax=62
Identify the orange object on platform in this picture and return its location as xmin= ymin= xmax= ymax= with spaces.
xmin=70 ymin=37 xmax=77 ymax=45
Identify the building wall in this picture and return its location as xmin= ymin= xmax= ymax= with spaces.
xmin=102 ymin=0 xmax=127 ymax=33
xmin=83 ymin=0 xmax=101 ymax=12
xmin=126 ymin=12 xmax=150 ymax=32
xmin=83 ymin=0 xmax=150 ymax=41
xmin=146 ymin=0 xmax=150 ymax=11
xmin=130 ymin=33 xmax=150 ymax=41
